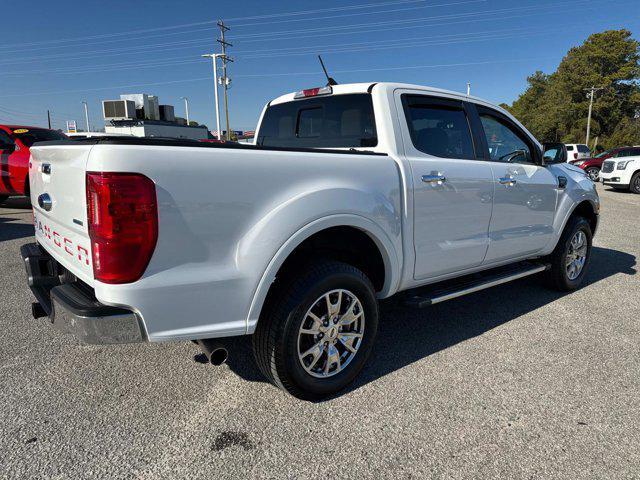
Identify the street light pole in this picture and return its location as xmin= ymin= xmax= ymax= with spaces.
xmin=202 ymin=53 xmax=222 ymax=140
xmin=181 ymin=97 xmax=190 ymax=125
xmin=82 ymin=101 xmax=90 ymax=132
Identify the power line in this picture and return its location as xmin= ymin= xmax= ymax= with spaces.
xmin=0 ymin=25 xmax=548 ymax=76
xmin=0 ymin=0 xmax=613 ymax=65
xmin=0 ymin=56 xmax=553 ymax=98
xmin=0 ymin=0 xmax=484 ymax=54
xmin=0 ymin=0 xmax=462 ymax=50
xmin=0 ymin=11 xmax=615 ymax=78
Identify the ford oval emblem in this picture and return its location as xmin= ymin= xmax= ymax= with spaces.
xmin=38 ymin=193 xmax=53 ymax=211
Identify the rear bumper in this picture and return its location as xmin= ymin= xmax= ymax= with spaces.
xmin=20 ymin=242 xmax=145 ymax=344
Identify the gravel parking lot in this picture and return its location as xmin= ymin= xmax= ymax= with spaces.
xmin=1 ymin=186 xmax=638 ymax=479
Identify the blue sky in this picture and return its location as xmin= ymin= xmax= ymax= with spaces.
xmin=0 ymin=0 xmax=638 ymax=132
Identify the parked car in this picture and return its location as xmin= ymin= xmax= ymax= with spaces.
xmin=565 ymin=143 xmax=591 ymax=161
xmin=21 ymin=83 xmax=599 ymax=399
xmin=599 ymin=154 xmax=640 ymax=193
xmin=570 ymin=146 xmax=640 ymax=181
xmin=0 ymin=125 xmax=67 ymax=204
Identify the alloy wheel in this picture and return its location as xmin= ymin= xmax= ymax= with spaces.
xmin=566 ymin=230 xmax=588 ymax=280
xmin=297 ymin=289 xmax=365 ymax=378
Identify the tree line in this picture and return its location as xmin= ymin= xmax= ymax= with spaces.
xmin=502 ymin=29 xmax=640 ymax=150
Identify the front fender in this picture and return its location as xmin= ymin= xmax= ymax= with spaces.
xmin=540 ymin=164 xmax=600 ymax=255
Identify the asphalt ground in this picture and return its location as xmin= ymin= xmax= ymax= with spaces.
xmin=0 ymin=186 xmax=638 ymax=479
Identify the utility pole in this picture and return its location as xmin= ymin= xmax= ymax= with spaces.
xmin=82 ymin=101 xmax=90 ymax=132
xmin=47 ymin=110 xmax=51 ymax=129
xmin=217 ymin=20 xmax=233 ymax=141
xmin=202 ymin=53 xmax=222 ymax=140
xmin=584 ymin=86 xmax=604 ymax=146
xmin=181 ymin=97 xmax=190 ymax=125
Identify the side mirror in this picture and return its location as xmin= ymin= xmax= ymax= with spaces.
xmin=542 ymin=142 xmax=567 ymax=164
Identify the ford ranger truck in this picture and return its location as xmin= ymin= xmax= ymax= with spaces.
xmin=21 ymin=83 xmax=599 ymax=400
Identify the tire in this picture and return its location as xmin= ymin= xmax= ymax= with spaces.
xmin=585 ymin=167 xmax=600 ymax=182
xmin=631 ymin=171 xmax=640 ymax=194
xmin=0 ymin=195 xmax=8 ymax=205
xmin=545 ymin=216 xmax=592 ymax=291
xmin=253 ymin=260 xmax=379 ymax=400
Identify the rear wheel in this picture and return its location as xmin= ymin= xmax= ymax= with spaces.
xmin=585 ymin=167 xmax=600 ymax=182
xmin=0 ymin=195 xmax=8 ymax=205
xmin=253 ymin=260 xmax=378 ymax=400
xmin=545 ymin=216 xmax=592 ymax=291
xmin=631 ymin=172 xmax=640 ymax=194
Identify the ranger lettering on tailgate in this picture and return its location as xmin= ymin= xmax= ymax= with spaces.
xmin=34 ymin=213 xmax=90 ymax=267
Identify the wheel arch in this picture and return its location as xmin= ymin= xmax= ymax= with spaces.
xmin=569 ymin=199 xmax=599 ymax=235
xmin=245 ymin=214 xmax=401 ymax=334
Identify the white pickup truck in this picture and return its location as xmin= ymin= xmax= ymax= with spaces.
xmin=22 ymin=82 xmax=599 ymax=399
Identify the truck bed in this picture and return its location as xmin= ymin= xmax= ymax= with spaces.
xmin=39 ymin=136 xmax=388 ymax=156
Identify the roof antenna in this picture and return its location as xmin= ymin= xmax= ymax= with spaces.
xmin=318 ymin=55 xmax=338 ymax=86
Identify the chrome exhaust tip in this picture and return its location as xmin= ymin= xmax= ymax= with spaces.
xmin=196 ymin=339 xmax=228 ymax=366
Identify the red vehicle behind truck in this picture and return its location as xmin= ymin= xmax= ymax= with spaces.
xmin=570 ymin=146 xmax=640 ymax=181
xmin=0 ymin=125 xmax=67 ymax=204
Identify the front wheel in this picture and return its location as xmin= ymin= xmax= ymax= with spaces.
xmin=545 ymin=216 xmax=593 ymax=291
xmin=631 ymin=171 xmax=640 ymax=194
xmin=253 ymin=260 xmax=379 ymax=400
xmin=585 ymin=167 xmax=600 ymax=182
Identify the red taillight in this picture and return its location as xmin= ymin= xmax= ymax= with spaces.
xmin=86 ymin=172 xmax=158 ymax=284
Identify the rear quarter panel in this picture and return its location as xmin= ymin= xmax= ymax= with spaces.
xmin=87 ymin=145 xmax=403 ymax=341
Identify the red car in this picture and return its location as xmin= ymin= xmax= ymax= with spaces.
xmin=570 ymin=146 xmax=640 ymax=181
xmin=0 ymin=125 xmax=67 ymax=204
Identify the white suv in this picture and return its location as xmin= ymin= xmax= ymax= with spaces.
xmin=565 ymin=143 xmax=591 ymax=161
xmin=599 ymin=156 xmax=640 ymax=194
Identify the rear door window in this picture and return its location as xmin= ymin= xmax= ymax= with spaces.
xmin=402 ymin=95 xmax=476 ymax=159
xmin=566 ymin=145 xmax=575 ymax=151
xmin=577 ymin=144 xmax=590 ymax=153
xmin=256 ymin=93 xmax=377 ymax=148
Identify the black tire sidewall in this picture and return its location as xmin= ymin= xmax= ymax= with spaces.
xmin=552 ymin=217 xmax=593 ymax=290
xmin=277 ymin=266 xmax=378 ymax=399
xmin=631 ymin=172 xmax=640 ymax=194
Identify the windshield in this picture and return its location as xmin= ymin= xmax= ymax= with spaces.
xmin=594 ymin=150 xmax=611 ymax=158
xmin=256 ymin=93 xmax=377 ymax=148
xmin=12 ymin=128 xmax=67 ymax=147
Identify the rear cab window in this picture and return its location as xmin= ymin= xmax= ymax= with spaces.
xmin=256 ymin=93 xmax=377 ymax=148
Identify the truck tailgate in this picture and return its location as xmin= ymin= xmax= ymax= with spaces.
xmin=29 ymin=144 xmax=94 ymax=286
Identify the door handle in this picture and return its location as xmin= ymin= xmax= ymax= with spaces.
xmin=422 ymin=174 xmax=446 ymax=185
xmin=498 ymin=176 xmax=517 ymax=186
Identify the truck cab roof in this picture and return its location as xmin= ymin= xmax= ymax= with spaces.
xmin=271 ymin=82 xmax=502 ymax=109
